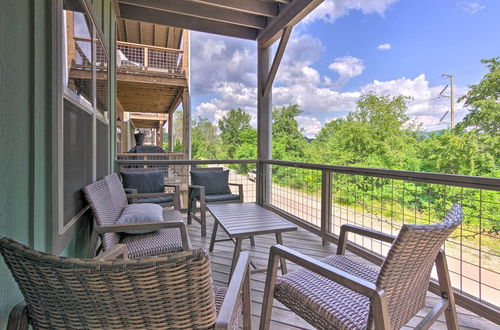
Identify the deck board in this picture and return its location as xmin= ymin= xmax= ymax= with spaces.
xmin=186 ymin=213 xmax=497 ymax=329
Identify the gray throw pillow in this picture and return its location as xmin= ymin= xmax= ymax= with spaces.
xmin=190 ymin=170 xmax=231 ymax=199
xmin=116 ymin=203 xmax=163 ymax=234
xmin=121 ymin=170 xmax=164 ymax=193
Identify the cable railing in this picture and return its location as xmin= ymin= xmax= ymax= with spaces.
xmin=113 ymin=157 xmax=499 ymax=323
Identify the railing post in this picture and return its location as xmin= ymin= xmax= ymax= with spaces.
xmin=321 ymin=170 xmax=332 ymax=246
xmin=144 ymin=47 xmax=148 ymax=69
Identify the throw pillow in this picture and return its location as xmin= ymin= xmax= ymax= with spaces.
xmin=121 ymin=170 xmax=164 ymax=194
xmin=116 ymin=203 xmax=163 ymax=234
xmin=190 ymin=170 xmax=231 ymax=199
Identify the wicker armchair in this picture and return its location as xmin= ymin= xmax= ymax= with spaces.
xmin=83 ymin=173 xmax=190 ymax=258
xmin=1 ymin=238 xmax=251 ymax=330
xmin=260 ymin=204 xmax=462 ymax=330
xmin=188 ymin=168 xmax=245 ymax=237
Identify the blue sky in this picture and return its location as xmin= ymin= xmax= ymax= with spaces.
xmin=190 ymin=0 xmax=500 ymax=137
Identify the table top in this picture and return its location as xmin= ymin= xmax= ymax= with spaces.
xmin=207 ymin=203 xmax=297 ymax=238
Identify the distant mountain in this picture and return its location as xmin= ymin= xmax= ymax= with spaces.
xmin=418 ymin=129 xmax=447 ymax=139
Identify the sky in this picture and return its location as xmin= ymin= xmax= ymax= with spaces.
xmin=189 ymin=0 xmax=500 ymax=138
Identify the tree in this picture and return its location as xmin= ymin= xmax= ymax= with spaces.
xmin=272 ymin=104 xmax=307 ymax=160
xmin=218 ymin=108 xmax=253 ymax=159
xmin=311 ymin=94 xmax=420 ymax=169
xmin=191 ymin=117 xmax=222 ymax=160
xmin=457 ymin=57 xmax=500 ymax=134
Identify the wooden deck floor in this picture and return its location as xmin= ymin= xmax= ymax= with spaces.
xmin=186 ymin=213 xmax=497 ymax=330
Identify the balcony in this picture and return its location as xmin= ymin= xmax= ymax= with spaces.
xmin=115 ymin=158 xmax=500 ymax=328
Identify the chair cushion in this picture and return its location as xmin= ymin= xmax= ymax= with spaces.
xmin=116 ymin=203 xmax=163 ymax=234
xmin=120 ymin=228 xmax=184 ymax=258
xmin=204 ymin=194 xmax=240 ymax=203
xmin=190 ymin=170 xmax=231 ymax=199
xmin=121 ymin=170 xmax=164 ymax=193
xmin=137 ymin=196 xmax=174 ymax=204
xmin=274 ymin=255 xmax=379 ymax=330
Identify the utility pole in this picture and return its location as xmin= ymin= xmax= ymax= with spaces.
xmin=442 ymin=74 xmax=455 ymax=129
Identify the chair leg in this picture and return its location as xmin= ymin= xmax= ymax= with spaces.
xmin=200 ymin=202 xmax=207 ymax=237
xmin=209 ymin=221 xmax=218 ymax=252
xmin=7 ymin=302 xmax=29 ymax=330
xmin=436 ymin=251 xmax=459 ymax=329
xmin=250 ymin=236 xmax=255 ymax=246
xmin=187 ymin=199 xmax=192 ymax=225
xmin=260 ymin=252 xmax=281 ymax=330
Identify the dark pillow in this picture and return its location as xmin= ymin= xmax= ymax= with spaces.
xmin=190 ymin=170 xmax=231 ymax=199
xmin=121 ymin=170 xmax=164 ymax=194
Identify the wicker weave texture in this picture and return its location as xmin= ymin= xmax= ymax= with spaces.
xmin=0 ymin=238 xmax=222 ymax=329
xmin=275 ymin=255 xmax=378 ymax=330
xmin=83 ymin=174 xmax=124 ymax=250
xmin=376 ymin=204 xmax=462 ymax=329
xmin=274 ymin=204 xmax=462 ymax=330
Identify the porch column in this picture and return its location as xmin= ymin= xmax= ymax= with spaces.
xmin=182 ymin=90 xmax=191 ymax=159
xmin=257 ymin=45 xmax=271 ymax=205
xmin=167 ymin=112 xmax=173 ymax=152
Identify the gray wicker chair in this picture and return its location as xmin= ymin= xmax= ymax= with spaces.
xmin=188 ymin=167 xmax=244 ymax=237
xmin=0 ymin=238 xmax=251 ymax=330
xmin=83 ymin=173 xmax=190 ymax=258
xmin=261 ymin=204 xmax=462 ymax=330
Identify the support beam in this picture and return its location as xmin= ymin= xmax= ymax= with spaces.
xmin=120 ymin=0 xmax=266 ymax=29
xmin=257 ymin=0 xmax=323 ymax=48
xmin=263 ymin=26 xmax=292 ymax=97
xmin=187 ymin=0 xmax=278 ymax=17
xmin=182 ymin=89 xmax=191 ymax=159
xmin=119 ymin=3 xmax=258 ymax=40
xmin=167 ymin=88 xmax=184 ymax=114
xmin=257 ymin=45 xmax=272 ymax=205
xmin=168 ymin=112 xmax=173 ymax=152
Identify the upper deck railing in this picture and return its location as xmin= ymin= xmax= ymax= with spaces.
xmin=71 ymin=37 xmax=185 ymax=77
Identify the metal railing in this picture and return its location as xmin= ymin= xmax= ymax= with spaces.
xmin=261 ymin=159 xmax=499 ymax=324
xmin=117 ymin=41 xmax=184 ymax=76
xmin=113 ymin=157 xmax=499 ymax=323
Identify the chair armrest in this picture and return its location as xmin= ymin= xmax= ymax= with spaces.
xmin=165 ymin=184 xmax=181 ymax=210
xmin=95 ymin=220 xmax=183 ymax=234
xmin=228 ymin=183 xmax=244 ymax=201
xmin=215 ymin=252 xmax=251 ymax=330
xmin=188 ymin=185 xmax=206 ymax=201
xmin=95 ymin=244 xmax=128 ymax=261
xmin=337 ymin=224 xmax=396 ymax=255
xmin=262 ymin=244 xmax=391 ymax=329
xmin=124 ymin=188 xmax=138 ymax=194
xmin=126 ymin=192 xmax=176 ymax=199
xmin=7 ymin=301 xmax=29 ymax=330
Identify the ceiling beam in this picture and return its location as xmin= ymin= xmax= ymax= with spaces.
xmin=263 ymin=26 xmax=292 ymax=97
xmin=185 ymin=0 xmax=278 ymax=17
xmin=258 ymin=0 xmax=323 ymax=48
xmin=120 ymin=0 xmax=266 ymax=29
xmin=119 ymin=3 xmax=258 ymax=40
xmin=167 ymin=88 xmax=184 ymax=114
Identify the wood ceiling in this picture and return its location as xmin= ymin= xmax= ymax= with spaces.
xmin=117 ymin=19 xmax=183 ymax=49
xmin=116 ymin=0 xmax=324 ymax=48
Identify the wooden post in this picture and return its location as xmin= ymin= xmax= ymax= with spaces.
xmin=257 ymin=43 xmax=271 ymax=206
xmin=182 ymin=30 xmax=189 ymax=78
xmin=321 ymin=170 xmax=332 ymax=246
xmin=159 ymin=120 xmax=164 ymax=148
xmin=144 ymin=46 xmax=148 ymax=69
xmin=182 ymin=89 xmax=191 ymax=159
xmin=168 ymin=112 xmax=173 ymax=152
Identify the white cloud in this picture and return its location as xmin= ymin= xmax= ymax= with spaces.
xmin=328 ymin=56 xmax=365 ymax=88
xmin=303 ymin=0 xmax=399 ymax=23
xmin=377 ymin=43 xmax=391 ymax=50
xmin=457 ymin=1 xmax=485 ymax=14
xmin=296 ymin=116 xmax=323 ymax=138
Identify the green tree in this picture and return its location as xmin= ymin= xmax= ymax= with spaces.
xmin=191 ymin=117 xmax=222 ymax=160
xmin=218 ymin=108 xmax=253 ymax=159
xmin=272 ymin=104 xmax=307 ymax=160
xmin=457 ymin=57 xmax=500 ymax=134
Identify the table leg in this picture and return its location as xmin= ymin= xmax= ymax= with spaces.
xmin=230 ymin=237 xmax=242 ymax=280
xmin=209 ymin=220 xmax=219 ymax=252
xmin=275 ymin=233 xmax=287 ymax=275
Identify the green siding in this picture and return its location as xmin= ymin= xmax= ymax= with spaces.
xmin=0 ymin=0 xmax=116 ymax=327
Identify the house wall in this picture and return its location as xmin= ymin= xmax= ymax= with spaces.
xmin=0 ymin=0 xmax=116 ymax=327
